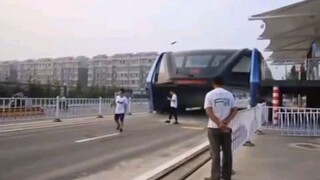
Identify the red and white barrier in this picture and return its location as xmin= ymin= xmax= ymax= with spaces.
xmin=272 ymin=86 xmax=280 ymax=125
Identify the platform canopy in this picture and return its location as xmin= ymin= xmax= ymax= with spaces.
xmin=249 ymin=0 xmax=320 ymax=61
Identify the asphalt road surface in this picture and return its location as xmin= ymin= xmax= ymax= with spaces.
xmin=0 ymin=112 xmax=207 ymax=180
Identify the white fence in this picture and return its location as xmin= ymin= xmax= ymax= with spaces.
xmin=234 ymin=98 xmax=250 ymax=109
xmin=230 ymin=105 xmax=263 ymax=152
xmin=260 ymin=106 xmax=320 ymax=136
xmin=0 ymin=97 xmax=149 ymax=122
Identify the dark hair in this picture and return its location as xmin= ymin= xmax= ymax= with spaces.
xmin=212 ymin=76 xmax=224 ymax=86
xmin=120 ymin=88 xmax=125 ymax=93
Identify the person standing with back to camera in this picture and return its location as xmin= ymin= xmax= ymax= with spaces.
xmin=204 ymin=76 xmax=238 ymax=180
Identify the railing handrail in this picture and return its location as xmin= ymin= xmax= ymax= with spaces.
xmin=265 ymin=105 xmax=320 ymax=111
xmin=259 ymin=105 xmax=320 ymax=137
xmin=265 ymin=57 xmax=320 ymax=62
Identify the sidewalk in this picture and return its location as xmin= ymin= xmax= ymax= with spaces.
xmin=187 ymin=130 xmax=320 ymax=180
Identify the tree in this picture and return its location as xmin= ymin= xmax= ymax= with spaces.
xmin=13 ymin=85 xmax=24 ymax=96
xmin=0 ymin=85 xmax=10 ymax=97
xmin=27 ymin=81 xmax=44 ymax=97
xmin=104 ymin=85 xmax=119 ymax=97
xmin=76 ymin=82 xmax=83 ymax=96
xmin=52 ymin=79 xmax=61 ymax=97
xmin=101 ymin=86 xmax=106 ymax=97
xmin=45 ymin=79 xmax=52 ymax=97
xmin=87 ymin=85 xmax=100 ymax=98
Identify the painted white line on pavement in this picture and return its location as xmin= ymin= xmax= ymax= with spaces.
xmin=182 ymin=126 xmax=205 ymax=130
xmin=132 ymin=140 xmax=209 ymax=180
xmin=75 ymin=133 xmax=120 ymax=143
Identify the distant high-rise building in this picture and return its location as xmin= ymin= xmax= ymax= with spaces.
xmin=0 ymin=61 xmax=18 ymax=82
xmin=1 ymin=51 xmax=158 ymax=92
xmin=88 ymin=52 xmax=158 ymax=90
xmin=16 ymin=56 xmax=89 ymax=87
xmin=88 ymin=54 xmax=112 ymax=87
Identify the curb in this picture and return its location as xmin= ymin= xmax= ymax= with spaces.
xmin=132 ymin=141 xmax=209 ymax=180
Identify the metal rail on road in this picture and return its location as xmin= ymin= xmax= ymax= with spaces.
xmin=151 ymin=145 xmax=210 ymax=180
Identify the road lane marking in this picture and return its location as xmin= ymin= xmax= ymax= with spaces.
xmin=75 ymin=133 xmax=120 ymax=143
xmin=182 ymin=126 xmax=205 ymax=130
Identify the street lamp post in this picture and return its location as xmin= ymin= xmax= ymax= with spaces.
xmin=171 ymin=41 xmax=177 ymax=45
xmin=168 ymin=41 xmax=178 ymax=52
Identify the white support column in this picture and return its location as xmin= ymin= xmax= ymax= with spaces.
xmin=54 ymin=96 xmax=62 ymax=122
xmin=97 ymin=97 xmax=103 ymax=118
xmin=127 ymin=97 xmax=132 ymax=115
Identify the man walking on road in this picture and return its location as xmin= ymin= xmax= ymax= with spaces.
xmin=204 ymin=77 xmax=238 ymax=180
xmin=165 ymin=90 xmax=179 ymax=124
xmin=114 ymin=88 xmax=128 ymax=132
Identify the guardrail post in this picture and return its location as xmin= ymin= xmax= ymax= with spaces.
xmin=243 ymin=105 xmax=255 ymax=147
xmin=97 ymin=97 xmax=103 ymax=118
xmin=127 ymin=97 xmax=132 ymax=115
xmin=54 ymin=96 xmax=62 ymax=122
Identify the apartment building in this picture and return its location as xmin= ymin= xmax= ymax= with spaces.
xmin=1 ymin=51 xmax=158 ymax=91
xmin=54 ymin=56 xmax=89 ymax=87
xmin=16 ymin=56 xmax=89 ymax=87
xmin=0 ymin=61 xmax=18 ymax=82
xmin=17 ymin=58 xmax=53 ymax=84
xmin=88 ymin=52 xmax=158 ymax=90
xmin=88 ymin=54 xmax=112 ymax=87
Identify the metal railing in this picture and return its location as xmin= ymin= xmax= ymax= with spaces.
xmin=259 ymin=105 xmax=320 ymax=136
xmin=230 ymin=105 xmax=263 ymax=152
xmin=0 ymin=97 xmax=149 ymax=122
xmin=261 ymin=58 xmax=320 ymax=81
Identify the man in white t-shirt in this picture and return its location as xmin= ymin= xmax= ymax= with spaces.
xmin=114 ymin=89 xmax=128 ymax=132
xmin=165 ymin=90 xmax=179 ymax=124
xmin=204 ymin=76 xmax=238 ymax=180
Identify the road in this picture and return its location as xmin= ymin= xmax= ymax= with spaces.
xmin=0 ymin=112 xmax=207 ymax=180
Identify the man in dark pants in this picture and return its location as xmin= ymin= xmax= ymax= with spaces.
xmin=204 ymin=77 xmax=238 ymax=180
xmin=165 ymin=90 xmax=178 ymax=124
xmin=114 ymin=89 xmax=128 ymax=132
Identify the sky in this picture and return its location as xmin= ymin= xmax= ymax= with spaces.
xmin=0 ymin=0 xmax=303 ymax=61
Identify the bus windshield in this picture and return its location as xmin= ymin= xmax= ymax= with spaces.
xmin=168 ymin=50 xmax=235 ymax=78
xmin=172 ymin=51 xmax=233 ymax=68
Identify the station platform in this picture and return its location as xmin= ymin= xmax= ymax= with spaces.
xmin=187 ymin=129 xmax=320 ymax=180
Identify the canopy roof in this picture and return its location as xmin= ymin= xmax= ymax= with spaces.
xmin=249 ymin=0 xmax=320 ymax=61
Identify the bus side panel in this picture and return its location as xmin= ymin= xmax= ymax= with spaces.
xmin=146 ymin=53 xmax=164 ymax=112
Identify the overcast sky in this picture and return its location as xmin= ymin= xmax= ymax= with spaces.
xmin=0 ymin=0 xmax=302 ymax=61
